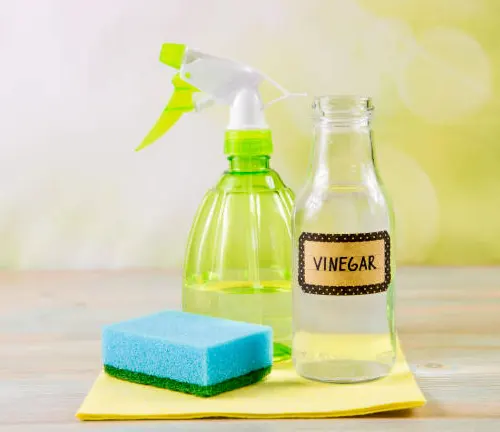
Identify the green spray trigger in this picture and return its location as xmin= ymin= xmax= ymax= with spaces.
xmin=138 ymin=42 xmax=304 ymax=151
xmin=136 ymin=73 xmax=200 ymax=151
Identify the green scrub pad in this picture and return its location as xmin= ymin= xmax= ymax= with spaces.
xmin=104 ymin=364 xmax=272 ymax=398
xmin=102 ymin=310 xmax=273 ymax=397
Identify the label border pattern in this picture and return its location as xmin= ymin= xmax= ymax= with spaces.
xmin=298 ymin=231 xmax=391 ymax=296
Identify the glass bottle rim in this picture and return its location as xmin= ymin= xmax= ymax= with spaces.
xmin=313 ymin=95 xmax=374 ymax=122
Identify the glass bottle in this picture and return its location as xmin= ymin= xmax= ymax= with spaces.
xmin=292 ymin=96 xmax=396 ymax=382
xmin=183 ymin=130 xmax=294 ymax=362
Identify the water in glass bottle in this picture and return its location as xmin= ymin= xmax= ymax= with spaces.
xmin=292 ymin=95 xmax=396 ymax=383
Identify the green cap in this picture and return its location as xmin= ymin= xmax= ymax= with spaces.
xmin=224 ymin=130 xmax=273 ymax=156
xmin=160 ymin=43 xmax=186 ymax=70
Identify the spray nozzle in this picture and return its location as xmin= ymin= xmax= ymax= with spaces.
xmin=160 ymin=43 xmax=186 ymax=69
xmin=138 ymin=43 xmax=305 ymax=150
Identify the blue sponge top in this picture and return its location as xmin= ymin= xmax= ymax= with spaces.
xmin=102 ymin=310 xmax=272 ymax=386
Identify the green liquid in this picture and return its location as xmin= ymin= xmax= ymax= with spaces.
xmin=183 ymin=281 xmax=292 ymax=362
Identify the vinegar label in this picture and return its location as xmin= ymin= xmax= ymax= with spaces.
xmin=298 ymin=231 xmax=391 ymax=295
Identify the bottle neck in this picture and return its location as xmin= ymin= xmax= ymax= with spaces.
xmin=228 ymin=155 xmax=270 ymax=173
xmin=311 ymin=122 xmax=376 ymax=186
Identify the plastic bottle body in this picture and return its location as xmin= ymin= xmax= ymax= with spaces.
xmin=183 ymin=154 xmax=294 ymax=362
xmin=292 ymin=96 xmax=396 ymax=382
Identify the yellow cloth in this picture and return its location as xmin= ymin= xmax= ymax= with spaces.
xmin=76 ymin=348 xmax=425 ymax=420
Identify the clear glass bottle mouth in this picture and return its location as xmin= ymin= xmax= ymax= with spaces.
xmin=313 ymin=95 xmax=373 ymax=124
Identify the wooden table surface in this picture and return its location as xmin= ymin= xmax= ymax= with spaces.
xmin=1 ymin=268 xmax=499 ymax=431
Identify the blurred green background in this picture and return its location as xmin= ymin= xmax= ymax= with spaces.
xmin=267 ymin=0 xmax=499 ymax=265
xmin=0 ymin=0 xmax=497 ymax=268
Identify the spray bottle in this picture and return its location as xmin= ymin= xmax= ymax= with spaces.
xmin=140 ymin=43 xmax=303 ymax=361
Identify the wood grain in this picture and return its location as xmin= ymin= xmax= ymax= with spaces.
xmin=0 ymin=268 xmax=499 ymax=430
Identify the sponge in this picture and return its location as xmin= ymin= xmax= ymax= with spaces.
xmin=102 ymin=310 xmax=273 ymax=397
